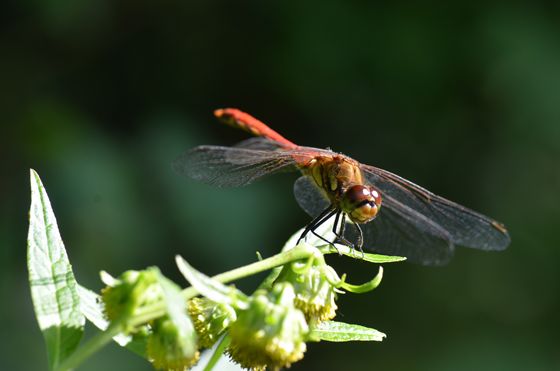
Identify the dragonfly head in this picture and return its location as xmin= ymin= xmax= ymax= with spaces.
xmin=341 ymin=185 xmax=382 ymax=224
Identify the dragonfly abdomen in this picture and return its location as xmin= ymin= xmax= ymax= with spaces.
xmin=214 ymin=108 xmax=298 ymax=150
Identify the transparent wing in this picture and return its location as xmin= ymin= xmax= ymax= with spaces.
xmin=361 ymin=164 xmax=511 ymax=251
xmin=232 ymin=137 xmax=287 ymax=151
xmin=172 ymin=143 xmax=301 ymax=187
xmin=293 ymin=176 xmax=454 ymax=265
xmin=293 ymin=176 xmax=330 ymax=216
xmin=350 ymin=196 xmax=455 ymax=265
xmin=172 ymin=137 xmax=331 ymax=187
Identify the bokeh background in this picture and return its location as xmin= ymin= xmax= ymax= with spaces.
xmin=2 ymin=1 xmax=560 ymax=370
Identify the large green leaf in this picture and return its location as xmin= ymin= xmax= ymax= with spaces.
xmin=27 ymin=169 xmax=85 ymax=369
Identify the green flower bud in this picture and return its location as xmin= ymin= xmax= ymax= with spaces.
xmin=187 ymin=297 xmax=237 ymax=348
xmin=147 ymin=317 xmax=200 ymax=371
xmin=275 ymin=260 xmax=339 ymax=322
xmin=228 ymin=283 xmax=308 ymax=370
xmin=101 ymin=269 xmax=162 ymax=324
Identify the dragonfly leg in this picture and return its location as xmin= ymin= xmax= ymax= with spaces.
xmin=332 ymin=210 xmax=341 ymax=238
xmin=330 ymin=215 xmax=365 ymax=258
xmin=332 ymin=212 xmax=350 ymax=246
xmin=332 ymin=213 xmax=355 ymax=248
xmin=310 ymin=229 xmax=339 ymax=253
xmin=339 ymin=216 xmax=357 ymax=257
xmin=297 ymin=205 xmax=337 ymax=245
xmin=326 ymin=210 xmax=343 ymax=254
xmin=353 ymin=222 xmax=365 ymax=258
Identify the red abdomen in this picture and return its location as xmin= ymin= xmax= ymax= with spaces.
xmin=214 ymin=108 xmax=298 ymax=150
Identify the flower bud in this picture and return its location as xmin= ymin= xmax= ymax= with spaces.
xmin=147 ymin=317 xmax=200 ymax=371
xmin=187 ymin=297 xmax=237 ymax=348
xmin=228 ymin=283 xmax=308 ymax=370
xmin=275 ymin=260 xmax=339 ymax=322
xmin=101 ymin=269 xmax=162 ymax=326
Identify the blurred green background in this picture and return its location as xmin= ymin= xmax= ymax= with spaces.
xmin=2 ymin=1 xmax=560 ymax=370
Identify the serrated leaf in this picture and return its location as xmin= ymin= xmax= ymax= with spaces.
xmin=309 ymin=320 xmax=386 ymax=342
xmin=27 ymin=169 xmax=85 ymax=369
xmin=175 ymin=255 xmax=248 ymax=309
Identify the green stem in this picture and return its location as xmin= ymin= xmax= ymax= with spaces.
xmin=203 ymin=335 xmax=231 ymax=371
xmin=207 ymin=243 xmax=317 ymax=285
xmin=132 ymin=244 xmax=318 ymax=327
xmin=55 ymin=320 xmax=124 ymax=371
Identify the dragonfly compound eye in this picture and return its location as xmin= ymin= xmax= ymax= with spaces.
xmin=342 ymin=185 xmax=382 ymax=223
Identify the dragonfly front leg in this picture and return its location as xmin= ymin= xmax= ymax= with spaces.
xmin=298 ymin=205 xmax=337 ymax=246
xmin=332 ymin=214 xmax=365 ymax=257
xmin=352 ymin=222 xmax=365 ymax=258
xmin=332 ymin=212 xmax=354 ymax=247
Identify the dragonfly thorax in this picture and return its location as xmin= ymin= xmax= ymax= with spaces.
xmin=307 ymin=155 xmax=363 ymax=193
xmin=341 ymin=184 xmax=382 ymax=224
xmin=305 ymin=156 xmax=381 ymax=223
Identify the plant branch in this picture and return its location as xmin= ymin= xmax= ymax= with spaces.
xmin=131 ymin=243 xmax=319 ymax=327
xmin=55 ymin=320 xmax=124 ymax=371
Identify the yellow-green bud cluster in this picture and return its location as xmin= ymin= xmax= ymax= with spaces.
xmin=275 ymin=260 xmax=339 ymax=322
xmin=187 ymin=297 xmax=237 ymax=348
xmin=228 ymin=283 xmax=308 ymax=370
xmin=147 ymin=317 xmax=200 ymax=371
xmin=101 ymin=269 xmax=162 ymax=326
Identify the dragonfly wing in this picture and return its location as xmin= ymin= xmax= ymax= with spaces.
xmin=172 ymin=145 xmax=299 ymax=187
xmin=233 ymin=137 xmax=287 ymax=151
xmin=361 ymin=164 xmax=511 ymax=251
xmin=293 ymin=176 xmax=330 ymax=216
xmin=347 ymin=195 xmax=455 ymax=265
xmin=294 ymin=175 xmax=453 ymax=265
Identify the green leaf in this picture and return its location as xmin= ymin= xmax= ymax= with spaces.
xmin=320 ymin=244 xmax=407 ymax=264
xmin=339 ymin=266 xmax=383 ymax=293
xmin=175 ymin=255 xmax=249 ymax=309
xmin=77 ymin=285 xmax=133 ymax=347
xmin=309 ymin=320 xmax=386 ymax=342
xmin=358 ymin=251 xmax=406 ymax=264
xmin=155 ymin=270 xmax=198 ymax=360
xmin=77 ymin=285 xmax=108 ymax=333
xmin=27 ymin=169 xmax=85 ymax=369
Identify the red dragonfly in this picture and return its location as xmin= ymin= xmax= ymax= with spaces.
xmin=173 ymin=108 xmax=510 ymax=265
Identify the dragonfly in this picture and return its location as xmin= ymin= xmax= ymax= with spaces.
xmin=173 ymin=108 xmax=510 ymax=265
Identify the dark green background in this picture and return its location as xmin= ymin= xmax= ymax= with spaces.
xmin=3 ymin=1 xmax=559 ymax=370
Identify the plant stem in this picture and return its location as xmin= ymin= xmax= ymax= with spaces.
xmin=55 ymin=321 xmax=124 ymax=371
xmin=203 ymin=335 xmax=231 ymax=371
xmin=132 ymin=244 xmax=318 ymax=327
xmin=208 ymin=243 xmax=317 ymax=285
